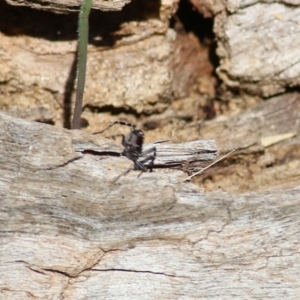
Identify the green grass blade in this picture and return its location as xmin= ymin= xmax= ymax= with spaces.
xmin=72 ymin=0 xmax=92 ymax=129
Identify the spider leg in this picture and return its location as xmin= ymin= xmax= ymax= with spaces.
xmin=94 ymin=133 xmax=127 ymax=151
xmin=112 ymin=167 xmax=132 ymax=183
xmin=136 ymin=151 xmax=155 ymax=178
xmin=140 ymin=146 xmax=156 ymax=157
xmin=138 ymin=146 xmax=156 ymax=172
xmin=93 ymin=121 xmax=136 ymax=135
xmin=134 ymin=160 xmax=148 ymax=171
xmin=104 ymin=133 xmax=125 ymax=141
xmin=92 ymin=121 xmax=156 ymax=179
xmin=93 ymin=130 xmax=126 ymax=148
xmin=153 ymin=139 xmax=171 ymax=144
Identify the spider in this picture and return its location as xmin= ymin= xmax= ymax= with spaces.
xmin=93 ymin=121 xmax=156 ymax=173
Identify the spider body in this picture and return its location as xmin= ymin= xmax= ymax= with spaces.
xmin=93 ymin=121 xmax=156 ymax=172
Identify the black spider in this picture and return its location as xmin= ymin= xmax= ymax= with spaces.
xmin=93 ymin=121 xmax=156 ymax=172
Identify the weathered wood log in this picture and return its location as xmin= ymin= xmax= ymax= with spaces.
xmin=1 ymin=113 xmax=300 ymax=299
xmin=144 ymin=92 xmax=299 ymax=193
xmin=6 ymin=0 xmax=131 ymax=12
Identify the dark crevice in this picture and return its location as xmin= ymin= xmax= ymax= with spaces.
xmin=0 ymin=1 xmax=78 ymax=40
xmin=35 ymin=119 xmax=55 ymax=125
xmin=91 ymin=268 xmax=188 ymax=279
xmin=171 ymin=0 xmax=219 ymax=71
xmin=281 ymin=86 xmax=300 ymax=96
xmin=89 ymin=0 xmax=161 ymax=47
xmin=82 ymin=150 xmax=122 ymax=157
xmin=0 ymin=0 xmax=161 ymax=47
xmin=42 ymin=268 xmax=73 ymax=278
xmin=169 ymin=0 xmax=221 ymax=121
xmin=39 ymin=155 xmax=82 ymax=171
xmin=27 ymin=267 xmax=47 ymax=276
xmin=84 ymin=104 xmax=147 ymax=118
xmin=172 ymin=0 xmax=215 ymax=44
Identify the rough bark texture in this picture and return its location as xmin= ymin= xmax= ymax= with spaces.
xmin=1 ymin=113 xmax=300 ymax=299
xmin=2 ymin=0 xmax=300 ymax=122
xmin=6 ymin=0 xmax=132 ymax=12
xmin=0 ymin=0 xmax=179 ymax=124
xmin=213 ymin=0 xmax=300 ymax=96
xmin=2 ymin=1 xmax=300 ymax=298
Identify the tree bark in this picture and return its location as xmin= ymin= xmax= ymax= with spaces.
xmin=213 ymin=0 xmax=300 ymax=96
xmin=1 ymin=113 xmax=300 ymax=299
xmin=6 ymin=0 xmax=131 ymax=12
xmin=0 ymin=0 xmax=179 ymax=125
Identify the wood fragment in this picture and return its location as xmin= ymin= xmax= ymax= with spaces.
xmin=183 ymin=149 xmax=235 ymax=181
xmin=6 ymin=0 xmax=131 ymax=12
xmin=261 ymin=132 xmax=297 ymax=147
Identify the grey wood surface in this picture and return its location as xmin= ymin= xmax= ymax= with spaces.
xmin=1 ymin=113 xmax=300 ymax=299
xmin=6 ymin=0 xmax=131 ymax=12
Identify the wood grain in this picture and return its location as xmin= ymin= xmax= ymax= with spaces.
xmin=6 ymin=0 xmax=131 ymax=12
xmin=1 ymin=113 xmax=300 ymax=299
